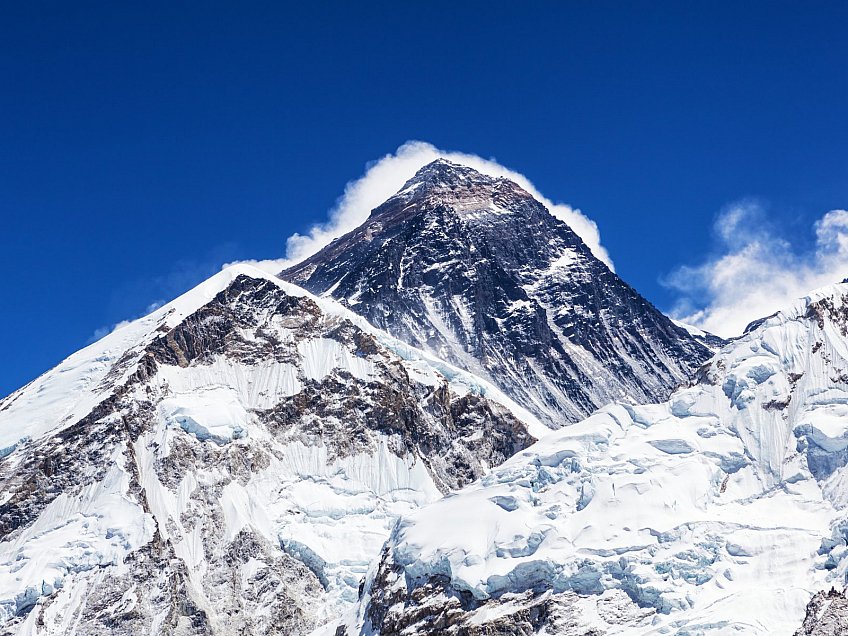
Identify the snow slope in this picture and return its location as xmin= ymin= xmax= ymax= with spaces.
xmin=0 ymin=265 xmax=545 ymax=451
xmin=338 ymin=282 xmax=848 ymax=636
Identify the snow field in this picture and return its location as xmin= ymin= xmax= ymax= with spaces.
xmin=342 ymin=284 xmax=848 ymax=635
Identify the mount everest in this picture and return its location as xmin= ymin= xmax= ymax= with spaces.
xmin=282 ymin=160 xmax=716 ymax=427
xmin=0 ymin=158 xmax=845 ymax=635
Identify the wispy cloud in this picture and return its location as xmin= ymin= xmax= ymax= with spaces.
xmin=87 ymin=244 xmax=239 ymax=344
xmin=228 ymin=140 xmax=613 ymax=273
xmin=664 ymin=200 xmax=848 ymax=338
xmin=87 ymin=301 xmax=164 ymax=344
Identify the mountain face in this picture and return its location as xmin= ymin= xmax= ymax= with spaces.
xmin=282 ymin=159 xmax=717 ymax=428
xmin=330 ymin=283 xmax=848 ymax=636
xmin=0 ymin=266 xmax=535 ymax=635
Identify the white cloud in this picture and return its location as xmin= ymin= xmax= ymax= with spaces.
xmin=87 ymin=301 xmax=163 ymax=344
xmin=221 ymin=258 xmax=291 ymax=276
xmin=665 ymin=201 xmax=848 ymax=338
xmin=234 ymin=140 xmax=613 ymax=273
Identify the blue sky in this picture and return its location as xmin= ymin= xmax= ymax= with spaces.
xmin=1 ymin=1 xmax=847 ymax=397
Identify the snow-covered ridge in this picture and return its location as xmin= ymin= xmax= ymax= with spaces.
xmin=336 ymin=282 xmax=848 ymax=635
xmin=671 ymin=318 xmax=727 ymax=352
xmin=0 ymin=265 xmax=280 ymax=452
xmin=0 ymin=264 xmax=545 ymax=450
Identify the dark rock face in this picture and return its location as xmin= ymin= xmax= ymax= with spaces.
xmin=359 ymin=551 xmax=554 ymax=636
xmin=282 ymin=159 xmax=717 ymax=427
xmin=795 ymin=588 xmax=848 ymax=636
xmin=350 ymin=546 xmax=646 ymax=636
xmin=257 ymin=375 xmax=532 ymax=493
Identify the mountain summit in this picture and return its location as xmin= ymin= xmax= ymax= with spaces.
xmin=373 ymin=158 xmax=536 ymax=222
xmin=282 ymin=159 xmax=717 ymax=426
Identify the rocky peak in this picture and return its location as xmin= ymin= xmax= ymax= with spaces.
xmin=281 ymin=161 xmax=715 ymax=428
xmin=401 ymin=158 xmax=484 ymax=187
xmin=370 ymin=159 xmax=534 ymax=226
xmin=398 ymin=158 xmax=499 ymax=193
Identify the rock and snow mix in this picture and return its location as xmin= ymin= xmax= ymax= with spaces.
xmin=3 ymin=268 xmax=848 ymax=635
xmin=0 ymin=160 xmax=845 ymax=636
xmin=0 ymin=265 xmax=534 ymax=634
xmin=332 ymin=283 xmax=848 ymax=635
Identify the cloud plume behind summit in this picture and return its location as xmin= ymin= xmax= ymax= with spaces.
xmin=235 ymin=141 xmax=613 ymax=274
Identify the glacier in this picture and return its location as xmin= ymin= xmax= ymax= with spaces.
xmin=334 ymin=282 xmax=848 ymax=635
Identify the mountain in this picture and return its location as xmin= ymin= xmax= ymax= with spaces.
xmin=0 ymin=265 xmax=538 ymax=635
xmin=330 ymin=282 xmax=848 ymax=636
xmin=0 ymin=158 xmax=772 ymax=636
xmin=281 ymin=159 xmax=718 ymax=428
